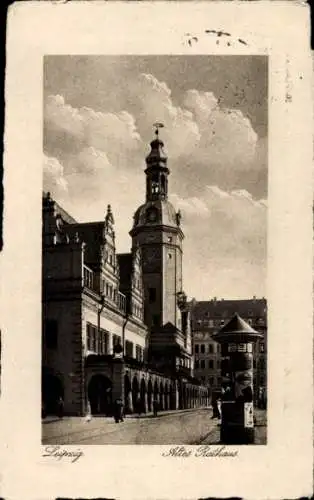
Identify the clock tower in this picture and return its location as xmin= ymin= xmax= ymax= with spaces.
xmin=130 ymin=126 xmax=184 ymax=331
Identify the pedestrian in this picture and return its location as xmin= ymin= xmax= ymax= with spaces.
xmin=137 ymin=398 xmax=142 ymax=418
xmin=211 ymin=393 xmax=220 ymax=419
xmin=113 ymin=398 xmax=124 ymax=423
xmin=57 ymin=396 xmax=64 ymax=419
xmin=153 ymin=397 xmax=158 ymax=417
xmin=85 ymin=401 xmax=92 ymax=423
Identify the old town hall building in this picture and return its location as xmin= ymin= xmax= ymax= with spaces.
xmin=42 ymin=129 xmax=209 ymax=416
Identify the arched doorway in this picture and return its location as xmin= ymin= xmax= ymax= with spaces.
xmin=42 ymin=373 xmax=64 ymax=415
xmin=88 ymin=374 xmax=112 ymax=415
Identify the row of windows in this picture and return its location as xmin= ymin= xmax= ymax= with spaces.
xmin=194 ymin=342 xmax=265 ymax=354
xmin=132 ymin=302 xmax=143 ymax=319
xmin=87 ymin=324 xmax=108 ymax=354
xmin=195 ymin=317 xmax=266 ymax=328
xmin=200 ymin=376 xmax=222 ymax=386
xmin=83 ymin=266 xmax=94 ymax=289
xmin=89 ymin=326 xmax=144 ymax=360
xmin=194 ymin=343 xmax=220 ymax=354
xmin=195 ymin=359 xmax=220 ymax=370
xmin=83 ymin=267 xmax=127 ymax=314
xmin=199 ymin=375 xmax=266 ymax=388
xmin=176 ymin=357 xmax=191 ymax=369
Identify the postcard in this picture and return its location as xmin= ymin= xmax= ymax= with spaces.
xmin=2 ymin=2 xmax=313 ymax=499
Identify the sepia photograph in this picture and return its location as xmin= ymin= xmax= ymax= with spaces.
xmin=41 ymin=55 xmax=268 ymax=446
xmin=2 ymin=3 xmax=313 ymax=499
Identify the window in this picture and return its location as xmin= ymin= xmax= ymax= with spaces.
xmin=208 ymin=344 xmax=213 ymax=354
xmin=209 ymin=319 xmax=214 ymax=328
xmin=113 ymin=334 xmax=121 ymax=348
xmin=195 ymin=360 xmax=199 ymax=369
xmin=209 ymin=360 xmax=214 ymax=369
xmin=200 ymin=360 xmax=205 ymax=369
xmin=238 ymin=343 xmax=246 ymax=352
xmin=45 ymin=320 xmax=58 ymax=349
xmin=86 ymin=323 xmax=97 ymax=352
xmin=217 ymin=360 xmax=220 ymax=368
xmin=148 ymin=287 xmax=156 ymax=303
xmin=200 ymin=344 xmax=205 ymax=354
xmin=136 ymin=344 xmax=143 ymax=361
xmin=195 ymin=344 xmax=199 ymax=354
xmin=209 ymin=377 xmax=214 ymax=385
xmin=98 ymin=330 xmax=108 ymax=354
xmin=168 ymin=253 xmax=172 ymax=259
xmin=125 ymin=340 xmax=133 ymax=358
xmin=167 ymin=236 xmax=173 ymax=243
xmin=260 ymin=343 xmax=265 ymax=352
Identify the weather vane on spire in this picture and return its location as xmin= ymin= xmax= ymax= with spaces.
xmin=153 ymin=122 xmax=164 ymax=137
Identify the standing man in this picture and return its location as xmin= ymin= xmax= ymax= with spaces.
xmin=57 ymin=396 xmax=64 ymax=419
xmin=113 ymin=398 xmax=124 ymax=423
xmin=153 ymin=397 xmax=158 ymax=417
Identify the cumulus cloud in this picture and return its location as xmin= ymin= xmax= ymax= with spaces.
xmin=170 ymin=193 xmax=209 ymax=216
xmin=176 ymin=186 xmax=267 ymax=298
xmin=43 ymin=154 xmax=68 ymax=196
xmin=44 ymin=94 xmax=142 ymax=168
xmin=127 ymin=73 xmax=201 ymax=157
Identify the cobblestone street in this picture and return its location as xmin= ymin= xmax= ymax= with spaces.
xmin=42 ymin=408 xmax=267 ymax=445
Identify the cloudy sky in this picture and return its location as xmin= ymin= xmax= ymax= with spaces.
xmin=43 ymin=55 xmax=268 ymax=300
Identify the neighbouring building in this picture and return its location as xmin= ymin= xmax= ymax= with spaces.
xmin=42 ymin=129 xmax=209 ymax=417
xmin=190 ymin=298 xmax=267 ymax=401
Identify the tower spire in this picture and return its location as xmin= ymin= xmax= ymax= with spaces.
xmin=145 ymin=123 xmax=169 ymax=202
